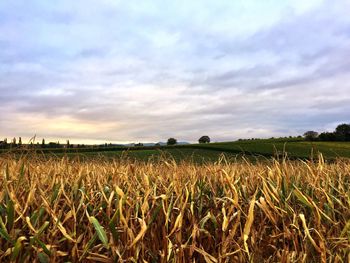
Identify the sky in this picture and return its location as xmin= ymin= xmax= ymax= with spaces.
xmin=1 ymin=0 xmax=350 ymax=144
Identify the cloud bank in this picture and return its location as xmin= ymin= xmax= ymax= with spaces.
xmin=1 ymin=0 xmax=350 ymax=143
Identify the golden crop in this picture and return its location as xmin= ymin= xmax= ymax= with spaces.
xmin=0 ymin=154 xmax=349 ymax=262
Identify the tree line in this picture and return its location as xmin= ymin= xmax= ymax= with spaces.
xmin=304 ymin=123 xmax=350 ymax=141
xmin=0 ymin=138 xmax=78 ymax=149
xmin=0 ymin=136 xmax=211 ymax=149
xmin=1 ymin=124 xmax=349 ymax=151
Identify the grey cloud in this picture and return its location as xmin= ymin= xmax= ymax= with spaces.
xmin=1 ymin=0 xmax=350 ymax=143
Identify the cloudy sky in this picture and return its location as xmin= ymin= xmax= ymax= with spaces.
xmin=1 ymin=0 xmax=350 ymax=144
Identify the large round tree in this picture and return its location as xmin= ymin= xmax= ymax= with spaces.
xmin=335 ymin=123 xmax=350 ymax=135
xmin=335 ymin=123 xmax=350 ymax=141
xmin=198 ymin=135 xmax=210 ymax=144
xmin=167 ymin=138 xmax=177 ymax=145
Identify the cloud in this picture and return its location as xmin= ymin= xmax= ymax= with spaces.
xmin=1 ymin=0 xmax=350 ymax=143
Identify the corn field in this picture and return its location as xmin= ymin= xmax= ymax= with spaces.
xmin=0 ymin=154 xmax=349 ymax=262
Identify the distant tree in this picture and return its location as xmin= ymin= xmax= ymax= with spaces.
xmin=318 ymin=132 xmax=336 ymax=141
xmin=303 ymin=131 xmax=318 ymax=141
xmin=198 ymin=135 xmax=210 ymax=144
xmin=66 ymin=140 xmax=70 ymax=148
xmin=335 ymin=123 xmax=350 ymax=135
xmin=42 ymin=138 xmax=45 ymax=148
xmin=18 ymin=137 xmax=22 ymax=146
xmin=48 ymin=142 xmax=60 ymax=148
xmin=12 ymin=137 xmax=17 ymax=146
xmin=335 ymin=123 xmax=350 ymax=141
xmin=167 ymin=138 xmax=177 ymax=145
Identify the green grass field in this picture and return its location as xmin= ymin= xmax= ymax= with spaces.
xmin=3 ymin=138 xmax=350 ymax=162
xmin=189 ymin=139 xmax=350 ymax=159
xmin=90 ymin=140 xmax=350 ymax=161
